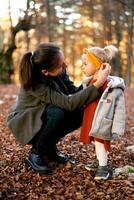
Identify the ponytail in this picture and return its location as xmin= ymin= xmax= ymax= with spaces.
xmin=19 ymin=43 xmax=62 ymax=90
xmin=104 ymin=45 xmax=118 ymax=62
xmin=19 ymin=52 xmax=33 ymax=90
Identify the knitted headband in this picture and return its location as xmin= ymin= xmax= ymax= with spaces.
xmin=83 ymin=48 xmax=103 ymax=69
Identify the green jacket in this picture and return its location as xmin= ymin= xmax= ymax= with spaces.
xmin=7 ymin=70 xmax=100 ymax=145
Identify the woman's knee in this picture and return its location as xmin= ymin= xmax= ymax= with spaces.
xmin=45 ymin=105 xmax=65 ymax=125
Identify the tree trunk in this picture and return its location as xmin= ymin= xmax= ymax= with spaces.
xmin=46 ymin=0 xmax=53 ymax=42
xmin=112 ymin=2 xmax=122 ymax=76
xmin=124 ymin=1 xmax=133 ymax=86
xmin=0 ymin=0 xmax=35 ymax=83
xmin=0 ymin=0 xmax=16 ymax=83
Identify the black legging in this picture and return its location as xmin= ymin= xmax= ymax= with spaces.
xmin=30 ymin=105 xmax=84 ymax=155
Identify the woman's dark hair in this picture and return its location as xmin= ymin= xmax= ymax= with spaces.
xmin=19 ymin=43 xmax=62 ymax=90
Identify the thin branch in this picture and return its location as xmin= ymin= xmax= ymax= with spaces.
xmin=114 ymin=0 xmax=134 ymax=12
xmin=8 ymin=0 xmax=13 ymax=29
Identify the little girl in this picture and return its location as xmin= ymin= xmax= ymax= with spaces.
xmin=80 ymin=45 xmax=126 ymax=180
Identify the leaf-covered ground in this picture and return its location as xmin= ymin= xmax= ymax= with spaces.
xmin=0 ymin=84 xmax=134 ymax=200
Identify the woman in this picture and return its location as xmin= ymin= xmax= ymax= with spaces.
xmin=7 ymin=43 xmax=111 ymax=174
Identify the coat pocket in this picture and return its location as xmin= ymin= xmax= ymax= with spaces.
xmin=99 ymin=118 xmax=113 ymax=140
xmin=7 ymin=112 xmax=19 ymax=125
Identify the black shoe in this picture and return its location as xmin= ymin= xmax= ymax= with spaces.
xmin=27 ymin=152 xmax=51 ymax=174
xmin=94 ymin=166 xmax=112 ymax=180
xmin=85 ymin=160 xmax=99 ymax=172
xmin=46 ymin=146 xmax=69 ymax=164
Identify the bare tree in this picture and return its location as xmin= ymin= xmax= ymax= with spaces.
xmin=124 ymin=0 xmax=134 ymax=86
xmin=0 ymin=0 xmax=35 ymax=83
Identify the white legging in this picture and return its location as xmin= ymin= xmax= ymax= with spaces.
xmin=95 ymin=141 xmax=108 ymax=166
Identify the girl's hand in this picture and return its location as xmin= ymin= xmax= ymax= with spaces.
xmin=93 ymin=63 xmax=111 ymax=88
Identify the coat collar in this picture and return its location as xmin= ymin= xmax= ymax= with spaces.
xmin=82 ymin=76 xmax=125 ymax=90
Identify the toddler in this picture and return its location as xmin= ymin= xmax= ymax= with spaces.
xmin=80 ymin=45 xmax=126 ymax=180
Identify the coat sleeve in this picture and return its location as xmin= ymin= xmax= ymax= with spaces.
xmin=29 ymin=84 xmax=100 ymax=111
xmin=112 ymin=89 xmax=126 ymax=136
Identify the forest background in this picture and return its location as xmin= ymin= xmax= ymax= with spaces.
xmin=0 ymin=0 xmax=134 ymax=87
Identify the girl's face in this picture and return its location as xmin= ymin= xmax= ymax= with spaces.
xmin=81 ymin=54 xmax=96 ymax=76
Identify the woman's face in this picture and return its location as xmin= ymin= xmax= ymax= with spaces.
xmin=48 ymin=66 xmax=63 ymax=76
xmin=81 ymin=54 xmax=96 ymax=76
xmin=50 ymin=52 xmax=66 ymax=76
xmin=42 ymin=52 xmax=65 ymax=77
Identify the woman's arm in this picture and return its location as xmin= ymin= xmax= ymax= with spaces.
xmin=29 ymin=63 xmax=110 ymax=111
xmin=29 ymin=84 xmax=100 ymax=111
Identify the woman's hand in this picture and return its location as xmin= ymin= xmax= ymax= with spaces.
xmin=93 ymin=63 xmax=111 ymax=88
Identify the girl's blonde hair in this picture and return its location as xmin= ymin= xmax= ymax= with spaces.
xmin=89 ymin=45 xmax=118 ymax=63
